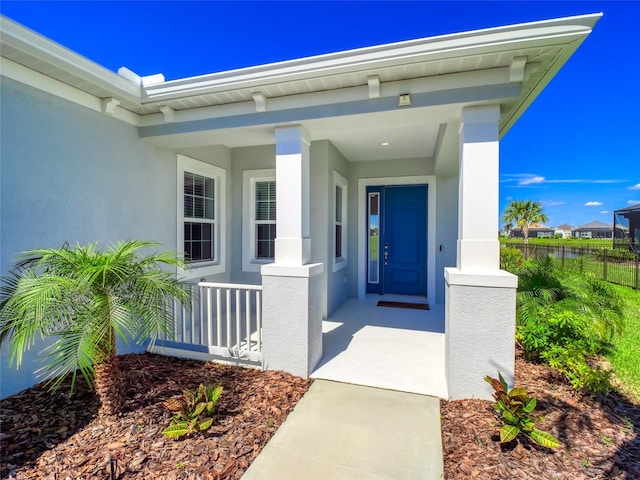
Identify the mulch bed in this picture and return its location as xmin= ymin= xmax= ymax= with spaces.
xmin=2 ymin=350 xmax=639 ymax=479
xmin=0 ymin=353 xmax=310 ymax=479
xmin=441 ymin=352 xmax=640 ymax=479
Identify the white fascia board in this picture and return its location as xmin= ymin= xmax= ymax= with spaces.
xmin=0 ymin=57 xmax=141 ymax=126
xmin=142 ymin=14 xmax=601 ymax=103
xmin=0 ymin=16 xmax=141 ymax=104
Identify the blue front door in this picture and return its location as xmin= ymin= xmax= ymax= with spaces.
xmin=366 ymin=185 xmax=427 ymax=296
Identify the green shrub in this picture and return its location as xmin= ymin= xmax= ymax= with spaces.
xmin=484 ymin=373 xmax=560 ymax=448
xmin=515 ymin=256 xmax=623 ymax=393
xmin=162 ymin=383 xmax=223 ymax=439
xmin=500 ymin=247 xmax=524 ymax=273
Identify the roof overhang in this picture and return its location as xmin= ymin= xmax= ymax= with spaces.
xmin=1 ymin=13 xmax=601 ymax=163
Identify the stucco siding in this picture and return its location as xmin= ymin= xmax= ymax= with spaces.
xmin=0 ymin=78 xmax=177 ymax=398
xmin=435 ymin=176 xmax=459 ymax=304
xmin=229 ymin=145 xmax=275 ymax=285
xmin=325 ymin=142 xmax=350 ymax=316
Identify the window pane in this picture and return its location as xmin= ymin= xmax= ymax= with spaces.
xmin=193 ymin=176 xmax=205 ymax=197
xmin=184 ymin=196 xmax=193 ymax=217
xmin=184 ymin=222 xmax=214 ymax=263
xmin=336 ymin=225 xmax=342 ymax=258
xmin=184 ymin=172 xmax=214 ymax=220
xmin=193 ymin=197 xmax=205 ymax=218
xmin=205 ymin=177 xmax=214 ymax=198
xmin=369 ymin=192 xmax=379 ymax=215
xmin=255 ymin=181 xmax=276 ymax=221
xmin=335 ymin=186 xmax=342 ymax=222
xmin=368 ymin=192 xmax=380 ymax=283
xmin=184 ymin=172 xmax=194 ymax=195
xmin=256 ymin=224 xmax=276 ymax=259
xmin=205 ymin=198 xmax=215 ymax=220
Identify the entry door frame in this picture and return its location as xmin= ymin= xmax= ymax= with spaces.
xmin=358 ymin=176 xmax=437 ymax=301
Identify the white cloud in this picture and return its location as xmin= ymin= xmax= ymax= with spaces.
xmin=585 ymin=201 xmax=603 ymax=206
xmin=543 ymin=201 xmax=565 ymax=206
xmin=600 ymin=210 xmax=609 ymax=214
xmin=501 ymin=174 xmax=623 ymax=185
xmin=519 ymin=176 xmax=545 ymax=186
xmin=629 ymin=183 xmax=640 ymax=190
xmin=629 ymin=200 xmax=640 ymax=205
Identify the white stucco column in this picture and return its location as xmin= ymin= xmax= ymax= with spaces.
xmin=274 ymin=125 xmax=311 ymax=266
xmin=445 ymin=105 xmax=518 ymax=400
xmin=260 ymin=125 xmax=324 ymax=378
xmin=457 ymin=105 xmax=500 ymax=271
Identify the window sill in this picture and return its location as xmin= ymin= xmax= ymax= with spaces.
xmin=179 ymin=261 xmax=224 ymax=279
xmin=242 ymin=258 xmax=274 ymax=273
xmin=332 ymin=258 xmax=348 ymax=273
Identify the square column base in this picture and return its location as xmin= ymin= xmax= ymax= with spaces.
xmin=261 ymin=263 xmax=324 ymax=378
xmin=445 ymin=267 xmax=517 ymax=400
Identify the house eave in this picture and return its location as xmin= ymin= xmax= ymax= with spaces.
xmin=1 ymin=13 xmax=601 ymax=130
xmin=0 ymin=16 xmax=141 ymax=104
xmin=143 ymin=14 xmax=601 ymax=104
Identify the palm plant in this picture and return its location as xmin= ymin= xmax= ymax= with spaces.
xmin=0 ymin=241 xmax=193 ymax=415
xmin=516 ymin=255 xmax=623 ymax=340
xmin=503 ymin=200 xmax=548 ymax=245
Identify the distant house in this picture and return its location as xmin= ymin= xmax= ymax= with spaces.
xmin=554 ymin=224 xmax=573 ymax=239
xmin=510 ymin=223 xmax=555 ymax=239
xmin=614 ymin=203 xmax=640 ymax=252
xmin=572 ymin=220 xmax=613 ymax=239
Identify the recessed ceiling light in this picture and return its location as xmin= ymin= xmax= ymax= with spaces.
xmin=381 ymin=142 xmax=390 ymax=146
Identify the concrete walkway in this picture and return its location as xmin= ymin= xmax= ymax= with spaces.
xmin=242 ymin=380 xmax=444 ymax=479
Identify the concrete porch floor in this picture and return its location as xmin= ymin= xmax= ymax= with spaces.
xmin=311 ymin=296 xmax=448 ymax=398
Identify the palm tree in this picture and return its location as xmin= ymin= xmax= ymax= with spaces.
xmin=0 ymin=241 xmax=193 ymax=415
xmin=503 ymin=200 xmax=548 ymax=245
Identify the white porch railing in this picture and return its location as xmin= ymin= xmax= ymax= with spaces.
xmin=152 ymin=282 xmax=263 ymax=365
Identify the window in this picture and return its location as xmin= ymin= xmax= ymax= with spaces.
xmin=178 ymin=155 xmax=225 ymax=277
xmin=333 ymin=171 xmax=348 ymax=272
xmin=183 ymin=172 xmax=215 ymax=262
xmin=243 ymin=169 xmax=276 ymax=272
xmin=255 ymin=180 xmax=276 ymax=258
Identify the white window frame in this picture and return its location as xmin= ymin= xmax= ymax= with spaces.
xmin=243 ymin=169 xmax=276 ymax=272
xmin=333 ymin=171 xmax=348 ymax=272
xmin=177 ymin=154 xmax=226 ymax=279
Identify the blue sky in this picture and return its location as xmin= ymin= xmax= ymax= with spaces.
xmin=2 ymin=1 xmax=638 ymax=228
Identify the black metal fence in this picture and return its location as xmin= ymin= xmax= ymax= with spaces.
xmin=503 ymin=242 xmax=640 ymax=290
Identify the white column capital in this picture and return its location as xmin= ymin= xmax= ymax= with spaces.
xmin=274 ymin=125 xmax=310 ymax=155
xmin=460 ymin=104 xmax=500 ymax=127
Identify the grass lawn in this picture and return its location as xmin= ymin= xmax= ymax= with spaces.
xmin=562 ymin=257 xmax=639 ymax=289
xmin=500 ymin=237 xmax=613 ymax=248
xmin=605 ymin=284 xmax=640 ymax=403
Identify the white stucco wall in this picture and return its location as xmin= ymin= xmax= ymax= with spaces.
xmin=435 ymin=175 xmax=459 ymax=304
xmin=325 ymin=142 xmax=351 ymax=316
xmin=229 ymin=145 xmax=275 ymax=285
xmin=0 ymin=78 xmax=177 ymax=398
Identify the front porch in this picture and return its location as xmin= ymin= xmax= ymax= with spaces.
xmin=312 ymin=296 xmax=447 ymax=398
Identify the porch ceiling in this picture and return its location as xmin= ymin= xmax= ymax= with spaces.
xmin=142 ymin=103 xmax=457 ymax=163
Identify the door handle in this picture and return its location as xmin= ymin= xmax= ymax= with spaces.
xmin=384 ymin=244 xmax=389 ymax=265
